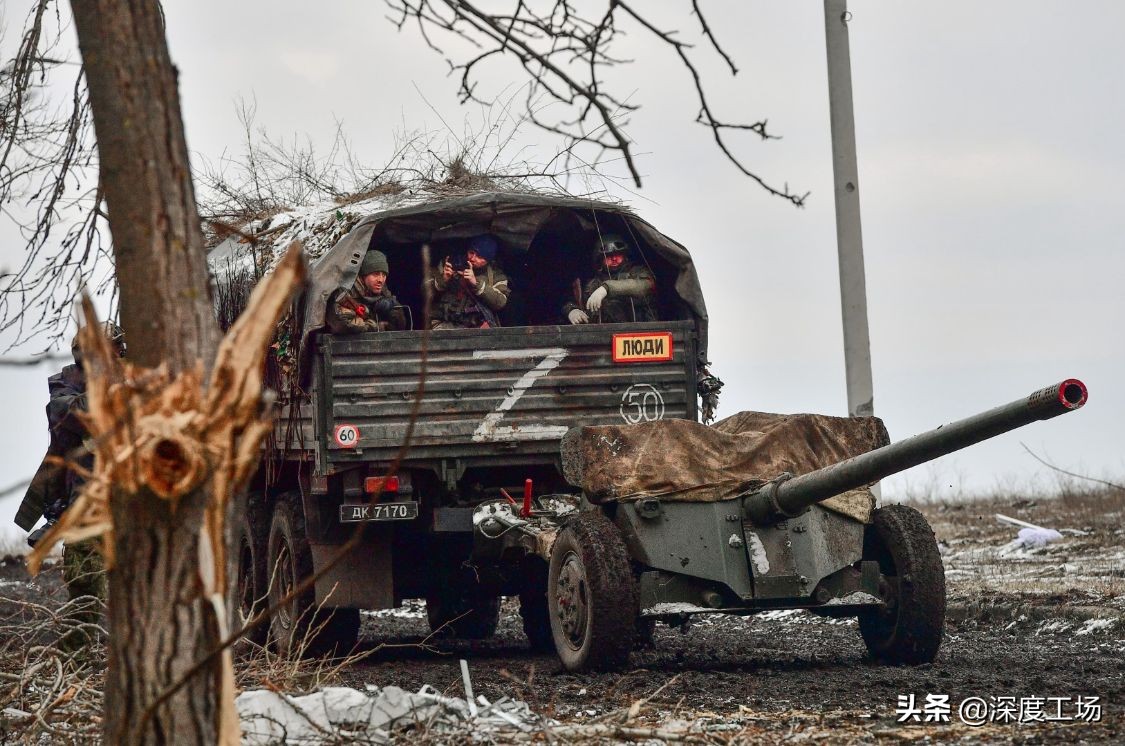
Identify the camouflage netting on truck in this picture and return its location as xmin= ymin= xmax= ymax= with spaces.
xmin=560 ymin=412 xmax=890 ymax=522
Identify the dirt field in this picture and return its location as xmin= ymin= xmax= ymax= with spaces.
xmin=345 ymin=488 xmax=1125 ymax=742
xmin=2 ymin=488 xmax=1122 ymax=743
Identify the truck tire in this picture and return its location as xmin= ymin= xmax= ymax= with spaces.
xmin=235 ymin=504 xmax=269 ymax=652
xmin=267 ymin=496 xmax=360 ymax=657
xmin=548 ymin=510 xmax=636 ymax=671
xmin=858 ymin=504 xmax=946 ymax=664
xmin=425 ymin=586 xmax=501 ymax=640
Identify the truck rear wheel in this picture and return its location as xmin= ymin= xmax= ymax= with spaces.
xmin=426 ymin=587 xmax=500 ymax=640
xmin=548 ymin=511 xmax=636 ymax=671
xmin=858 ymin=504 xmax=946 ymax=664
xmin=235 ymin=508 xmax=269 ymax=652
xmin=267 ymin=496 xmax=360 ymax=657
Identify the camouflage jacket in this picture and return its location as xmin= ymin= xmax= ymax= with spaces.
xmin=326 ymin=278 xmax=407 ymax=334
xmin=563 ymin=260 xmax=658 ymax=323
xmin=15 ymin=364 xmax=90 ymax=529
xmin=427 ymin=261 xmax=510 ymax=328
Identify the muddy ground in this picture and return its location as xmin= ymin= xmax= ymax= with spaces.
xmin=339 ymin=489 xmax=1125 ymax=742
xmin=2 ymin=489 xmax=1122 ymax=743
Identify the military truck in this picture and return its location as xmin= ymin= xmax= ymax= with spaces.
xmin=223 ymin=192 xmax=717 ymax=654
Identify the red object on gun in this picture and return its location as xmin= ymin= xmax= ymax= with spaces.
xmin=521 ymin=478 xmax=533 ymax=518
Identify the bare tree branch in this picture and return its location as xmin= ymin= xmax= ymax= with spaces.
xmin=0 ymin=352 xmax=70 ymax=366
xmin=384 ymin=0 xmax=806 ymax=204
xmin=0 ymin=0 xmax=104 ymax=348
xmin=692 ymin=0 xmax=738 ymax=75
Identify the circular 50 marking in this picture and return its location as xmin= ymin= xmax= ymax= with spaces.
xmin=333 ymin=423 xmax=360 ymax=448
xmin=619 ymin=383 xmax=665 ymax=425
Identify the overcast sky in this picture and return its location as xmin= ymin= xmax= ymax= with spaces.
xmin=2 ymin=1 xmax=1122 ymax=526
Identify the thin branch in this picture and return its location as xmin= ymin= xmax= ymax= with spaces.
xmin=383 ymin=0 xmax=804 ymax=203
xmin=0 ymin=353 xmax=71 ymax=366
xmin=1019 ymin=442 xmax=1125 ymax=492
xmin=0 ymin=477 xmax=33 ymax=499
xmin=692 ymin=0 xmax=738 ymax=75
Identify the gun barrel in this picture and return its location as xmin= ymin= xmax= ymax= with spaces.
xmin=745 ymin=379 xmax=1087 ymax=524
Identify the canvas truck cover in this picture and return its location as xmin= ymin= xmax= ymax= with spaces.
xmin=560 ymin=411 xmax=890 ymax=522
xmin=300 ymin=191 xmax=709 ymax=355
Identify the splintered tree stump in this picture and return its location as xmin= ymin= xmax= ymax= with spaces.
xmin=28 ymin=244 xmax=305 ymax=745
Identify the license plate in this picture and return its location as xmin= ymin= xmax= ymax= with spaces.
xmin=339 ymin=502 xmax=419 ymax=523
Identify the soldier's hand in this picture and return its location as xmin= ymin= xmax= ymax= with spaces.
xmin=461 ymin=268 xmax=478 ymax=287
xmin=567 ymin=309 xmax=589 ymax=325
xmin=586 ymin=285 xmax=608 ymax=313
xmin=442 ymin=259 xmax=454 ymax=281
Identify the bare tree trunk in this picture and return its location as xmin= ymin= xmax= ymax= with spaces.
xmin=67 ymin=1 xmax=223 ymax=742
xmin=101 ymin=488 xmax=222 ymax=742
xmin=70 ymin=0 xmax=217 ymax=372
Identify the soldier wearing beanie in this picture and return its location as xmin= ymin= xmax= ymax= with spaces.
xmin=326 ymin=249 xmax=407 ymax=334
xmin=427 ymin=234 xmax=511 ymax=329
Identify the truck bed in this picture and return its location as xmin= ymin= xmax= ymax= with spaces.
xmin=287 ymin=320 xmax=698 ymax=468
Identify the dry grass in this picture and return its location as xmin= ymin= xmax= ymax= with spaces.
xmin=333 ymin=182 xmax=407 ymax=206
xmin=911 ymin=485 xmax=1125 ymax=625
xmin=235 ymin=635 xmax=370 ymax=697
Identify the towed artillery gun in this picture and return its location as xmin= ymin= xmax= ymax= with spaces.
xmin=475 ymin=379 xmax=1088 ymax=670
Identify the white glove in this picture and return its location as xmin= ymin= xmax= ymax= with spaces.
xmin=586 ymin=285 xmax=608 ymax=313
xmin=567 ymin=308 xmax=589 ymax=324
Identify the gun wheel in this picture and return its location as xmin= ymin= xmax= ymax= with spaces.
xmin=859 ymin=504 xmax=946 ymax=664
xmin=548 ymin=511 xmax=636 ymax=671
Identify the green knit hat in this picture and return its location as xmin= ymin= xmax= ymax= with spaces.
xmin=360 ymin=250 xmax=390 ymax=275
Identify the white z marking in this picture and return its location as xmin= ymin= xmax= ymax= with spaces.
xmin=472 ymin=347 xmax=569 ymax=442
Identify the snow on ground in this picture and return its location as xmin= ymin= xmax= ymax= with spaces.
xmin=361 ymin=598 xmax=426 ymax=621
xmin=238 ymin=678 xmax=549 ymax=744
xmin=0 ymin=524 xmax=28 ymax=560
xmin=0 ymin=520 xmax=64 ymax=562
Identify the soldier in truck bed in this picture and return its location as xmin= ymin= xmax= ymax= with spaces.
xmin=563 ymin=233 xmax=659 ymax=324
xmin=326 ymin=249 xmax=407 ymax=334
xmin=427 ymin=235 xmax=511 ymax=329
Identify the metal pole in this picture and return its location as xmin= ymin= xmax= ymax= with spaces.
xmin=823 ymin=0 xmax=875 ymax=420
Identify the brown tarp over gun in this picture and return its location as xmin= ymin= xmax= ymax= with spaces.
xmin=560 ymin=411 xmax=890 ymax=522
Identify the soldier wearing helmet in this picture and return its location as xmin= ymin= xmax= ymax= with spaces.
xmin=326 ymin=249 xmax=407 ymax=334
xmin=70 ymin=320 xmax=126 ymax=363
xmin=563 ymin=233 xmax=659 ymax=324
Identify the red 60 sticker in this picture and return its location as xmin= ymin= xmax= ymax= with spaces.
xmin=333 ymin=424 xmax=360 ymax=448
